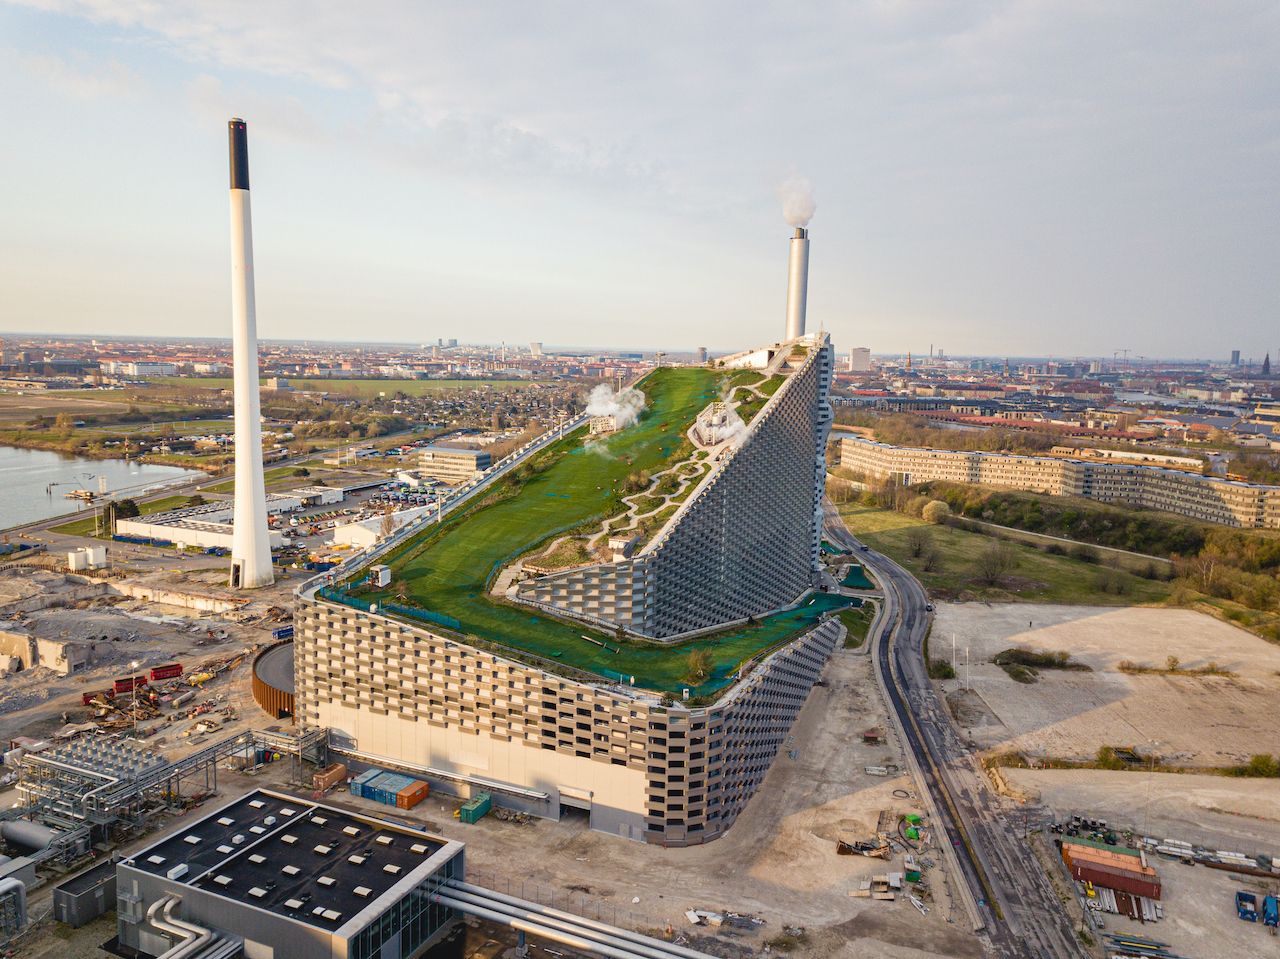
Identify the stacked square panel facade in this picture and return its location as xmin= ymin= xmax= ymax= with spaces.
xmin=840 ymin=435 xmax=1280 ymax=528
xmin=294 ymin=600 xmax=842 ymax=846
xmin=517 ymin=335 xmax=835 ymax=639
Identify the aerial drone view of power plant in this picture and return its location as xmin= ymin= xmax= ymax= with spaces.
xmin=1 ymin=6 xmax=1278 ymax=959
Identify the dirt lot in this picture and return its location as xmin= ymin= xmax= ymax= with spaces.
xmin=1009 ymin=768 xmax=1280 ymax=959
xmin=0 ymin=391 xmax=132 ymax=423
xmin=933 ymin=603 xmax=1280 ymax=766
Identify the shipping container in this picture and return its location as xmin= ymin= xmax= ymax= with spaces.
xmin=149 ymin=663 xmax=183 ymax=681
xmin=313 ymin=762 xmax=348 ymax=793
xmin=397 ymin=780 xmax=430 ymax=809
xmin=113 ymin=675 xmax=148 ymax=695
xmin=1263 ymin=895 xmax=1279 ymax=928
xmin=1070 ymin=862 xmax=1161 ymax=901
xmin=350 ymin=768 xmax=381 ymax=798
xmin=271 ymin=625 xmax=295 ymax=640
xmin=458 ymin=791 xmax=492 ymax=824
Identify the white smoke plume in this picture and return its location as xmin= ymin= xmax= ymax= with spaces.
xmin=779 ymin=174 xmax=816 ymax=227
xmin=585 ymin=384 xmax=647 ymax=429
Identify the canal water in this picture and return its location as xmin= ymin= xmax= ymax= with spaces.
xmin=0 ymin=446 xmax=203 ymax=531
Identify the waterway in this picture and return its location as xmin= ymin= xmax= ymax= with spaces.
xmin=0 ymin=446 xmax=203 ymax=531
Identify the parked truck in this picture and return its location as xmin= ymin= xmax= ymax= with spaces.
xmin=1236 ymin=890 xmax=1259 ymax=922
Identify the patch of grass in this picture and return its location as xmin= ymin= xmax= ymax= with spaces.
xmin=50 ymin=494 xmax=196 ymax=537
xmin=993 ymin=647 xmax=1091 ymax=671
xmin=837 ymin=504 xmax=1172 ymax=606
xmin=839 ymin=604 xmax=874 ymax=648
xmin=928 ymin=659 xmax=956 ymax=679
xmin=999 ymin=663 xmax=1039 ymax=683
xmin=201 ymin=465 xmax=307 ymax=494
xmin=1116 ymin=658 xmax=1236 ymax=677
xmin=353 ymin=366 xmax=848 ymax=696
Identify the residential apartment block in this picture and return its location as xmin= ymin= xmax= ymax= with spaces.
xmin=840 ymin=435 xmax=1280 ymax=529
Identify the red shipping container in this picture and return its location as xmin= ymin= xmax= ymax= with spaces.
xmin=396 ymin=780 xmax=430 ymax=809
xmin=1071 ymin=862 xmax=1161 ymax=901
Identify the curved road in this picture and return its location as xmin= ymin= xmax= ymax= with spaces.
xmin=824 ymin=500 xmax=1086 ymax=959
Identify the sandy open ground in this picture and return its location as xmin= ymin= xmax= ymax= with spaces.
xmin=933 ymin=603 xmax=1280 ymax=766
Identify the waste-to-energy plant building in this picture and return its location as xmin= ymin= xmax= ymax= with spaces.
xmin=291 ymin=230 xmax=839 ymax=846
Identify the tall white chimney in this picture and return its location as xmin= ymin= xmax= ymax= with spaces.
xmin=785 ymin=226 xmax=809 ymax=340
xmin=227 ymin=118 xmax=273 ymax=589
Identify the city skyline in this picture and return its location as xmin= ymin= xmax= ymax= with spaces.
xmin=2 ymin=2 xmax=1277 ymax=359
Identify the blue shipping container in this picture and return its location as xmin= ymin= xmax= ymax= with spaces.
xmin=350 ymin=768 xmax=381 ymax=798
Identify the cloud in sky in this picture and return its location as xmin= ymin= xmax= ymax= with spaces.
xmin=1 ymin=1 xmax=1278 ymax=358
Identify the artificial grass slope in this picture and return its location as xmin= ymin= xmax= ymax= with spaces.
xmin=354 ymin=366 xmax=845 ymax=695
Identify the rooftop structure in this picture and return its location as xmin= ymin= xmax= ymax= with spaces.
xmin=116 ymin=788 xmax=463 ymax=959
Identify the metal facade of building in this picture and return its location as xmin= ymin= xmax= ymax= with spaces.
xmin=515 ymin=335 xmax=835 ymax=639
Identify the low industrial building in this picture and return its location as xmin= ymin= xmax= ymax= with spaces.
xmin=0 ymin=627 xmax=113 ymax=675
xmin=114 ymin=493 xmax=304 ymax=551
xmin=116 ymin=788 xmax=464 ymax=959
xmin=840 ymin=434 xmax=1280 ymax=529
xmin=53 ymin=857 xmax=117 ymax=928
xmin=417 ymin=445 xmax=490 ymax=483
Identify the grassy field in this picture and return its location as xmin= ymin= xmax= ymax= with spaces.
xmin=344 ymin=365 xmax=845 ymax=695
xmin=151 ymin=377 xmax=544 ymax=396
xmin=838 ymin=504 xmax=1172 ymax=606
xmin=50 ymin=494 xmax=195 ymax=537
xmin=201 ymin=466 xmax=311 ymax=494
xmin=838 ymin=603 xmax=874 ymax=648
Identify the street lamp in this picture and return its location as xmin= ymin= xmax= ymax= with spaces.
xmin=130 ymin=659 xmax=141 ymax=740
xmin=1141 ymin=740 xmax=1161 ymax=839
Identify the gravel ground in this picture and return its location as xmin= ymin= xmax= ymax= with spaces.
xmin=933 ymin=603 xmax=1280 ymax=766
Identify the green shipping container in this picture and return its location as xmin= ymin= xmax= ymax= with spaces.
xmin=458 ymin=791 xmax=492 ymax=824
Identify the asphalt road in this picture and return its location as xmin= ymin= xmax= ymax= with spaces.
xmin=824 ymin=501 xmax=1088 ymax=959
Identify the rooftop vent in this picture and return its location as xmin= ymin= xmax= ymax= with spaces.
xmin=281 ymin=834 xmax=298 ymax=844
xmin=249 ymin=800 xmax=266 ymax=809
xmin=232 ymin=834 xmax=245 ymax=845
xmin=280 ymin=807 xmax=297 ymax=816
xmin=281 ymin=865 xmax=300 ymax=876
xmin=318 ymin=876 xmax=336 ymax=887
xmin=263 ymin=816 xmax=277 ymax=826
xmin=348 ymin=855 xmax=366 ymax=865
xmin=217 ymin=817 xmax=235 ymax=826
xmin=248 ymin=887 xmax=267 ymax=899
xmin=216 ymin=845 xmax=234 ymax=854
xmin=249 ymin=826 xmax=266 ymax=835
xmin=166 ymin=864 xmax=189 ymax=881
xmin=313 ymin=845 xmax=332 ymax=856
xmin=183 ymin=835 xmax=202 ymax=845
xmin=284 ymin=898 xmax=304 ymax=910
xmin=342 ymin=826 xmax=360 ymax=837
xmin=354 ymin=886 xmax=372 ymax=898
xmin=321 ymin=909 xmax=342 ymax=922
xmin=248 ymin=854 xmax=266 ymax=865
xmin=410 ymin=843 xmax=429 ymax=854
xmin=146 ymin=855 xmax=166 ymax=866
xmin=312 ymin=816 xmax=328 ymax=826
xmin=213 ymin=875 xmax=232 ymax=887
xmin=375 ymin=836 xmax=393 ymax=846
xmin=383 ymin=864 xmax=401 ymax=875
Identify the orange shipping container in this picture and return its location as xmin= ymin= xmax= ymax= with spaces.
xmin=313 ymin=762 xmax=348 ymax=792
xmin=397 ymin=780 xmax=430 ymax=809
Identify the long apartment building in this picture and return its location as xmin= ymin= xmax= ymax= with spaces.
xmin=516 ymin=335 xmax=834 ymax=639
xmin=840 ymin=434 xmax=1280 ymax=529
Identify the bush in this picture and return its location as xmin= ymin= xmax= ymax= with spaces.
xmin=927 ymin=659 xmax=956 ymax=679
xmin=922 ymin=499 xmax=951 ymax=524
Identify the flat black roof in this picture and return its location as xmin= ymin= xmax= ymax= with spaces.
xmin=123 ymin=789 xmax=452 ymax=933
xmin=55 ymin=856 xmax=117 ymax=896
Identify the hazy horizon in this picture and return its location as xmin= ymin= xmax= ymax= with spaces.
xmin=2 ymin=2 xmax=1277 ymax=360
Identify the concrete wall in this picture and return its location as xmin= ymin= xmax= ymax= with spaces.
xmin=114 ymin=583 xmax=242 ymax=614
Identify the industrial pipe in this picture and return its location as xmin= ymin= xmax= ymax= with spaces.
xmin=146 ymin=895 xmax=214 ymax=959
xmin=438 ymin=886 xmax=687 ymax=959
xmin=432 ymin=893 xmax=676 ymax=959
xmin=446 ymin=880 xmax=711 ymax=959
xmin=784 ymin=227 xmax=809 ymax=340
xmin=0 ymin=878 xmax=27 ymax=935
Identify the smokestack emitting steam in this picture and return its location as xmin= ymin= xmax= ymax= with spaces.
xmin=780 ymin=176 xmax=814 ymax=340
xmin=227 ymin=119 xmax=273 ymax=589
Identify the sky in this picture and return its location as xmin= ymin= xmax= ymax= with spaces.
xmin=1 ymin=2 xmax=1277 ymax=360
